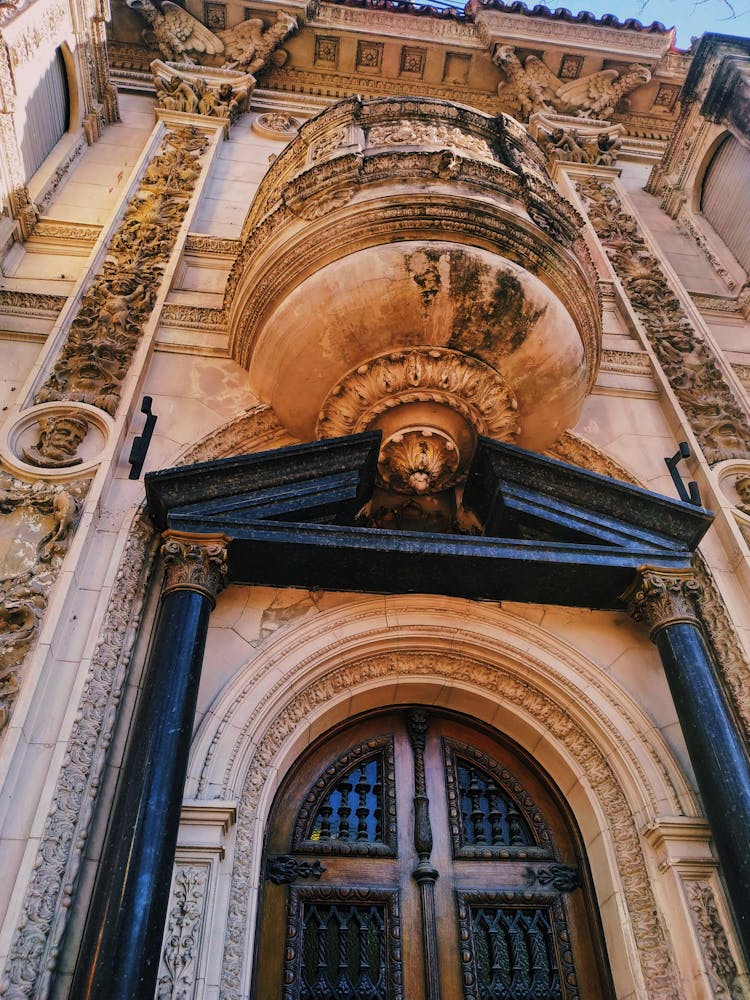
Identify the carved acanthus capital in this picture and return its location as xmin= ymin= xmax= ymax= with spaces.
xmin=623 ymin=566 xmax=703 ymax=638
xmin=161 ymin=531 xmax=230 ymax=605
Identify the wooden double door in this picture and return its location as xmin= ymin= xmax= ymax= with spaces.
xmin=254 ymin=710 xmax=613 ymax=999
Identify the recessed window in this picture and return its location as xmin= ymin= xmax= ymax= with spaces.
xmin=701 ymin=133 xmax=750 ymax=273
xmin=18 ymin=47 xmax=70 ymax=183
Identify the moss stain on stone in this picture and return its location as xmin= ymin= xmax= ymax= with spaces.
xmin=446 ymin=251 xmax=547 ymax=358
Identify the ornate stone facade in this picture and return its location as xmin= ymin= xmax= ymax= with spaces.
xmin=0 ymin=5 xmax=749 ymax=1000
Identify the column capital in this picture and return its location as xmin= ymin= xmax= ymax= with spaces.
xmin=161 ymin=530 xmax=231 ymax=607
xmin=622 ymin=565 xmax=703 ymax=639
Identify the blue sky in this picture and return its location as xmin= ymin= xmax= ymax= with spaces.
xmin=565 ymin=0 xmax=750 ymax=48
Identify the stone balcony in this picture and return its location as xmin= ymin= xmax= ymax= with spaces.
xmin=225 ymin=96 xmax=602 ymax=478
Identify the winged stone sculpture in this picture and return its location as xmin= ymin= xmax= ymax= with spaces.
xmin=494 ymin=45 xmax=652 ymax=121
xmin=126 ymin=0 xmax=224 ymax=63
xmin=126 ymin=0 xmax=297 ymax=72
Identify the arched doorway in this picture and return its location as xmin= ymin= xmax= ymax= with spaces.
xmin=253 ymin=708 xmax=614 ymax=999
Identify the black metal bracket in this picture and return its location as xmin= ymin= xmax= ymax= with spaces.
xmin=128 ymin=396 xmax=157 ymax=480
xmin=665 ymin=442 xmax=702 ymax=507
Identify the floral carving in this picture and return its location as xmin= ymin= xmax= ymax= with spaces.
xmin=35 ymin=127 xmax=209 ymax=417
xmin=161 ymin=533 xmax=230 ymax=604
xmin=623 ymin=567 xmax=702 ymax=637
xmin=686 ymin=883 xmax=744 ymax=999
xmin=577 ymin=176 xmax=750 ymax=465
xmin=316 ymin=348 xmax=519 ymax=442
xmin=0 ymin=474 xmax=87 ymax=736
xmin=156 ymin=865 xmax=208 ymax=1000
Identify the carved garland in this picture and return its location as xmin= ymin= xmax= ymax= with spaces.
xmin=576 ymin=176 xmax=750 ymax=465
xmin=35 ymin=126 xmax=209 ymax=418
xmin=219 ymin=651 xmax=682 ymax=999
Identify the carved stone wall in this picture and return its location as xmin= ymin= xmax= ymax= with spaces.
xmin=576 ymin=174 xmax=750 ymax=465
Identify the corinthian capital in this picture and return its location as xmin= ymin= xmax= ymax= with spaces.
xmin=622 ymin=566 xmax=703 ymax=638
xmin=161 ymin=530 xmax=230 ymax=606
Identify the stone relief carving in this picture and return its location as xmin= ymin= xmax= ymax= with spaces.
xmin=219 ymin=650 xmax=682 ymax=999
xmin=367 ymin=119 xmax=495 ymax=161
xmin=577 ymin=176 xmax=750 ymax=465
xmin=1 ymin=514 xmax=160 ymax=998
xmin=316 ymin=348 xmax=520 ymax=442
xmin=156 ymin=865 xmax=208 ymax=1000
xmin=535 ymin=123 xmax=622 ymax=167
xmin=0 ymin=290 xmax=67 ymax=316
xmin=378 ymin=428 xmax=460 ymax=495
xmin=253 ymin=112 xmax=300 ymax=139
xmin=494 ymin=45 xmax=652 ymax=122
xmin=686 ymin=882 xmax=744 ymax=999
xmin=160 ymin=303 xmax=226 ymax=331
xmin=35 ymin=126 xmax=209 ymax=416
xmin=126 ymin=0 xmax=297 ymax=75
xmin=21 ymin=414 xmax=90 ymax=469
xmin=152 ymin=60 xmax=253 ymax=123
xmin=0 ymin=474 xmax=88 ymax=735
xmin=161 ymin=533 xmax=229 ymax=604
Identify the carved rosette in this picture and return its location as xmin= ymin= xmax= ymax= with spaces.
xmin=623 ymin=567 xmax=703 ymax=638
xmin=161 ymin=531 xmax=230 ymax=606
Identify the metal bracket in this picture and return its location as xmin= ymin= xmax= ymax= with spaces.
xmin=665 ymin=442 xmax=702 ymax=507
xmin=128 ymin=396 xmax=157 ymax=480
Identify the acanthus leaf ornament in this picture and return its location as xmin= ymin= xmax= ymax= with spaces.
xmin=577 ymin=176 xmax=750 ymax=466
xmin=161 ymin=532 xmax=230 ymax=605
xmin=623 ymin=567 xmax=702 ymax=638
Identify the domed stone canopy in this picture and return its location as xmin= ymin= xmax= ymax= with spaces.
xmin=226 ymin=96 xmax=602 ymax=460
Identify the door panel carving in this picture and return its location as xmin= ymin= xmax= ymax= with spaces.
xmin=253 ymin=710 xmax=613 ymax=999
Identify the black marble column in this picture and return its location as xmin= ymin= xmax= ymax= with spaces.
xmin=71 ymin=531 xmax=229 ymax=1000
xmin=626 ymin=567 xmax=750 ymax=963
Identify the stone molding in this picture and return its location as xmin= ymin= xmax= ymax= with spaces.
xmin=3 ymin=406 xmax=745 ymax=999
xmin=161 ymin=531 xmax=230 ymax=606
xmin=577 ymin=174 xmax=750 ymax=465
xmin=217 ymin=647 xmax=682 ymax=998
xmin=623 ymin=567 xmax=703 ymax=638
xmin=156 ymin=864 xmax=209 ymax=1000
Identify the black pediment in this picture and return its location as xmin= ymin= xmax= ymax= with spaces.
xmin=144 ymin=433 xmax=713 ymax=610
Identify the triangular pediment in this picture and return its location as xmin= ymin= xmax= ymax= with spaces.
xmin=144 ymin=433 xmax=712 ymax=610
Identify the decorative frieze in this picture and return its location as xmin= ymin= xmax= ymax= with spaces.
xmin=152 ymin=60 xmax=254 ymax=125
xmin=35 ymin=126 xmax=209 ymax=417
xmin=577 ymin=175 xmax=750 ymax=465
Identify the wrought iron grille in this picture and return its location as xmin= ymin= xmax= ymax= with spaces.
xmin=309 ymin=756 xmax=384 ymax=844
xmin=470 ymin=906 xmax=562 ymax=1000
xmin=456 ymin=758 xmax=533 ymax=847
xmin=299 ymin=902 xmax=387 ymax=1000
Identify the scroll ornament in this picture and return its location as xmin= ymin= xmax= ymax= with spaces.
xmin=161 ymin=533 xmax=230 ymax=604
xmin=623 ymin=567 xmax=702 ymax=637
